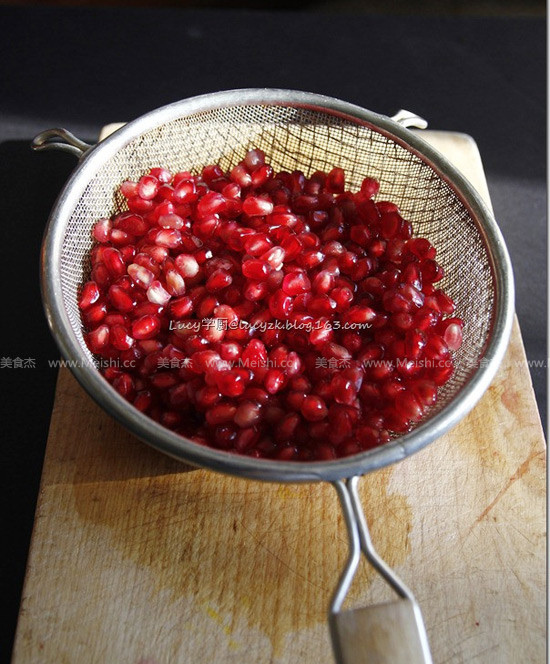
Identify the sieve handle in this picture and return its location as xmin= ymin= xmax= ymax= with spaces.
xmin=391 ymin=110 xmax=428 ymax=129
xmin=329 ymin=477 xmax=433 ymax=664
xmin=32 ymin=128 xmax=93 ymax=159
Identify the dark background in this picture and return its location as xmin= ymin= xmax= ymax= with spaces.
xmin=0 ymin=3 xmax=545 ymax=661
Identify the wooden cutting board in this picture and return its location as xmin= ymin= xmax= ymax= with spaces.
xmin=12 ymin=129 xmax=546 ymax=664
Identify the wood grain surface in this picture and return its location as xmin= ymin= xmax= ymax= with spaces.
xmin=12 ymin=130 xmax=546 ymax=664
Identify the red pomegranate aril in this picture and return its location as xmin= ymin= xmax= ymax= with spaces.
xmin=269 ymin=290 xmax=293 ymax=319
xmin=405 ymin=329 xmax=427 ymax=359
xmin=121 ymin=181 xmax=139 ymax=198
xmin=263 ymin=369 xmax=285 ymax=394
xmin=206 ymin=402 xmax=237 ymax=426
xmin=128 ymin=196 xmax=154 ymax=213
xmin=215 ymin=370 xmax=246 ymax=397
xmin=206 ymin=268 xmax=233 ymax=292
xmin=116 ymin=212 xmax=149 ymax=236
xmin=244 ymin=233 xmax=272 ymax=256
xmin=138 ymin=175 xmax=159 ymax=200
xmin=155 ymin=229 xmax=182 ymax=249
xmin=230 ymin=164 xmax=252 ymax=187
xmin=411 ymin=379 xmax=437 ymax=407
xmin=127 ymin=263 xmax=154 ymax=289
xmin=331 ymin=287 xmax=354 ymax=312
xmin=344 ymin=305 xmax=376 ymax=325
xmin=158 ymin=213 xmax=184 ymax=230
xmin=360 ymin=177 xmax=380 ymax=198
xmin=261 ymin=246 xmax=285 ymax=269
xmin=281 ymin=235 xmax=302 ymax=261
xmin=147 ymin=281 xmax=171 ymax=306
xmin=103 ymin=247 xmax=126 ymax=277
xmin=197 ymin=191 xmax=226 ymax=218
xmin=165 ymin=269 xmax=186 ymax=297
xmin=234 ymin=401 xmax=262 ymax=428
xmin=421 ymin=259 xmax=444 ymax=283
xmin=242 ymin=195 xmax=273 ymax=217
xmin=331 ymin=374 xmax=357 ymax=405
xmin=395 ymin=391 xmax=424 ymax=421
xmin=392 ymin=312 xmax=414 ymax=330
xmin=134 ymin=301 xmax=163 ymax=318
xmin=407 ymin=238 xmax=436 ymax=260
xmin=244 ymin=148 xmax=266 ymax=172
xmin=132 ymin=315 xmax=160 ymax=339
xmin=435 ymin=290 xmax=456 ymax=314
xmin=93 ymin=218 xmax=112 ymax=243
xmin=308 ymin=294 xmax=336 ymax=317
xmin=113 ymin=373 xmax=135 ymax=400
xmin=242 ymin=259 xmax=270 ymax=280
xmin=312 ymin=270 xmax=335 ymax=295
xmin=108 ymin=285 xmax=135 ymax=313
xmin=87 ymin=324 xmax=110 ymax=353
xmin=110 ymin=324 xmax=134 ymax=351
xmin=301 ymin=395 xmax=328 ymax=422
xmin=326 ymin=167 xmax=345 ymax=193
xmin=79 ymin=281 xmax=100 ymax=310
xmin=443 ymin=322 xmax=463 ymax=350
xmin=110 ymin=228 xmax=136 ymax=248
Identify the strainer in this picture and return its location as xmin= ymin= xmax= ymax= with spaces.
xmin=33 ymin=89 xmax=514 ymax=664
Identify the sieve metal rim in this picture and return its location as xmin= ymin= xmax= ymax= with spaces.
xmin=40 ymin=88 xmax=514 ymax=483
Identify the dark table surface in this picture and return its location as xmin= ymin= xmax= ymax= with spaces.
xmin=1 ymin=6 xmax=545 ymax=661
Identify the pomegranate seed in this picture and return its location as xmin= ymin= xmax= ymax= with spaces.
xmin=411 ymin=379 xmax=437 ymax=406
xmin=444 ymin=322 xmax=463 ymax=350
xmin=138 ymin=175 xmax=159 ymax=200
xmin=155 ymin=229 xmax=182 ymax=248
xmin=244 ymin=148 xmax=265 ymax=172
xmin=197 ymin=191 xmax=226 ymax=217
xmin=301 ymin=395 xmax=328 ymax=421
xmin=103 ymin=247 xmax=126 ymax=277
xmin=206 ymin=268 xmax=232 ymax=292
xmin=264 ymin=369 xmax=285 ymax=394
xmin=108 ymin=285 xmax=135 ymax=312
xmin=242 ymin=259 xmax=270 ymax=280
xmin=121 ymin=181 xmax=139 ymax=198
xmin=234 ymin=401 xmax=262 ymax=428
xmin=110 ymin=324 xmax=134 ymax=351
xmin=87 ymin=324 xmax=110 ymax=353
xmin=79 ymin=281 xmax=100 ymax=310
xmin=93 ymin=218 xmax=112 ymax=243
xmin=261 ymin=246 xmax=285 ymax=269
xmin=216 ymin=370 xmax=247 ymax=397
xmin=395 ymin=391 xmax=424 ymax=422
xmin=360 ymin=177 xmax=380 ymax=198
xmin=147 ymin=281 xmax=171 ymax=306
xmin=269 ymin=290 xmax=293 ymax=319
xmin=206 ymin=402 xmax=237 ymax=426
xmin=127 ymin=263 xmax=154 ymax=289
xmin=116 ymin=212 xmax=149 ymax=236
xmin=326 ymin=167 xmax=345 ymax=193
xmin=165 ymin=269 xmax=186 ymax=297
xmin=242 ymin=195 xmax=273 ymax=217
xmin=244 ymin=233 xmax=273 ymax=256
xmin=132 ymin=315 xmax=160 ymax=339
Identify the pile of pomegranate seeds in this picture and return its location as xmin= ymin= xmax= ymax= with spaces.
xmin=79 ymin=149 xmax=464 ymax=461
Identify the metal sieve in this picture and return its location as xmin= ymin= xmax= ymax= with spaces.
xmin=34 ymin=89 xmax=514 ymax=663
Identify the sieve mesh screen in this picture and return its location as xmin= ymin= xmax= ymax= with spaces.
xmin=59 ymin=103 xmax=494 ymax=432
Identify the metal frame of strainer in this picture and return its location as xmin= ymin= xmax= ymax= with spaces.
xmin=34 ymin=89 xmax=514 ymax=664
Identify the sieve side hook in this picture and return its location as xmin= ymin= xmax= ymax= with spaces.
xmin=32 ymin=128 xmax=93 ymax=159
xmin=391 ymin=109 xmax=428 ymax=129
xmin=329 ymin=477 xmax=433 ymax=664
